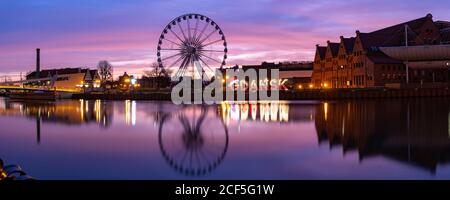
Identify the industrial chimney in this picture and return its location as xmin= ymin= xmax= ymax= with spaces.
xmin=36 ymin=48 xmax=40 ymax=79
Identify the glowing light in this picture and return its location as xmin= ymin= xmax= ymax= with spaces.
xmin=279 ymin=104 xmax=289 ymax=122
xmin=298 ymin=85 xmax=302 ymax=89
xmin=95 ymin=99 xmax=101 ymax=122
xmin=323 ymin=83 xmax=328 ymax=88
xmin=270 ymin=103 xmax=278 ymax=121
xmin=250 ymin=103 xmax=257 ymax=121
xmin=324 ymin=102 xmax=328 ymax=121
xmin=0 ymin=171 xmax=7 ymax=180
xmin=125 ymin=100 xmax=131 ymax=125
xmin=309 ymin=84 xmax=313 ymax=88
xmin=79 ymin=99 xmax=84 ymax=121
xmin=230 ymin=104 xmax=240 ymax=121
xmin=240 ymin=104 xmax=249 ymax=121
xmin=131 ymin=78 xmax=137 ymax=85
xmin=131 ymin=100 xmax=136 ymax=126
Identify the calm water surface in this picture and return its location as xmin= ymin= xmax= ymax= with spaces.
xmin=1 ymin=97 xmax=450 ymax=180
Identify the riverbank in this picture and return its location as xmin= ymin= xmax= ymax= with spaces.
xmin=71 ymin=87 xmax=450 ymax=101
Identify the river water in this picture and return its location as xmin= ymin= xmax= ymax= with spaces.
xmin=1 ymin=97 xmax=450 ymax=179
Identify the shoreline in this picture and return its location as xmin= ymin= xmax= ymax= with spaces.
xmin=71 ymin=87 xmax=450 ymax=101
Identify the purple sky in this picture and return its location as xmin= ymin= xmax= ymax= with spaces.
xmin=0 ymin=0 xmax=449 ymax=79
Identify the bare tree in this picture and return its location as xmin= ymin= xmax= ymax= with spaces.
xmin=97 ymin=60 xmax=113 ymax=82
xmin=143 ymin=63 xmax=171 ymax=78
xmin=142 ymin=63 xmax=171 ymax=89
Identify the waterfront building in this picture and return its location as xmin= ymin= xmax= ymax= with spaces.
xmin=116 ymin=72 xmax=139 ymax=91
xmin=312 ymin=13 xmax=450 ymax=89
xmin=222 ymin=61 xmax=313 ymax=90
xmin=25 ymin=68 xmax=100 ymax=91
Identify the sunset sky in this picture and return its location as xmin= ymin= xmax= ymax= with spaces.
xmin=1 ymin=0 xmax=449 ymax=78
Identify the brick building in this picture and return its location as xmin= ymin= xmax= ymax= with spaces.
xmin=312 ymin=14 xmax=450 ymax=88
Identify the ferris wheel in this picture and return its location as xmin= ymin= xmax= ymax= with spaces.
xmin=157 ymin=13 xmax=227 ymax=82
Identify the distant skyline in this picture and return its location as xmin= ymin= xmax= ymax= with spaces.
xmin=1 ymin=0 xmax=449 ymax=78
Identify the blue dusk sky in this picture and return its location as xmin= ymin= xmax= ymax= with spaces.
xmin=0 ymin=0 xmax=449 ymax=78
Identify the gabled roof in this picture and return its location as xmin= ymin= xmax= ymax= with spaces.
xmin=316 ymin=45 xmax=326 ymax=59
xmin=342 ymin=37 xmax=356 ymax=53
xmin=328 ymin=42 xmax=340 ymax=57
xmin=359 ymin=14 xmax=432 ymax=49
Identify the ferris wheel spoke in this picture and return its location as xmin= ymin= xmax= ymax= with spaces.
xmin=196 ymin=21 xmax=209 ymax=44
xmin=193 ymin=18 xmax=199 ymax=40
xmin=180 ymin=56 xmax=192 ymax=78
xmin=174 ymin=56 xmax=190 ymax=79
xmin=161 ymin=52 xmax=183 ymax=61
xmin=163 ymin=38 xmax=183 ymax=47
xmin=199 ymin=52 xmax=222 ymax=64
xmin=160 ymin=48 xmax=183 ymax=51
xmin=199 ymin=49 xmax=224 ymax=53
xmin=197 ymin=56 xmax=216 ymax=75
xmin=201 ymin=39 xmax=223 ymax=48
xmin=166 ymin=54 xmax=185 ymax=69
xmin=187 ymin=18 xmax=192 ymax=40
xmin=199 ymin=29 xmax=218 ymax=45
xmin=169 ymin=28 xmax=185 ymax=44
xmin=177 ymin=22 xmax=188 ymax=41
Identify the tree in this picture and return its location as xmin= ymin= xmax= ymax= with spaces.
xmin=142 ymin=63 xmax=171 ymax=89
xmin=97 ymin=60 xmax=113 ymax=83
xmin=143 ymin=63 xmax=170 ymax=78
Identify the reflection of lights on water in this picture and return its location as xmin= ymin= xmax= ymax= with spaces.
xmin=260 ymin=103 xmax=270 ymax=122
xmin=85 ymin=100 xmax=89 ymax=112
xmin=270 ymin=103 xmax=278 ymax=121
xmin=131 ymin=100 xmax=136 ymax=126
xmin=220 ymin=102 xmax=289 ymax=123
xmin=94 ymin=100 xmax=101 ymax=123
xmin=448 ymin=112 xmax=450 ymax=139
xmin=230 ymin=104 xmax=240 ymax=121
xmin=251 ymin=103 xmax=257 ymax=121
xmin=125 ymin=100 xmax=130 ymax=125
xmin=240 ymin=104 xmax=249 ymax=121
xmin=324 ymin=102 xmax=328 ymax=121
xmin=280 ymin=105 xmax=289 ymax=122
xmin=79 ymin=99 xmax=84 ymax=121
xmin=125 ymin=100 xmax=136 ymax=126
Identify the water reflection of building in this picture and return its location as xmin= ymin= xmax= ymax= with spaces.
xmin=315 ymin=99 xmax=450 ymax=172
xmin=218 ymin=101 xmax=315 ymax=123
xmin=0 ymin=98 xmax=113 ymax=127
xmin=124 ymin=100 xmax=136 ymax=126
